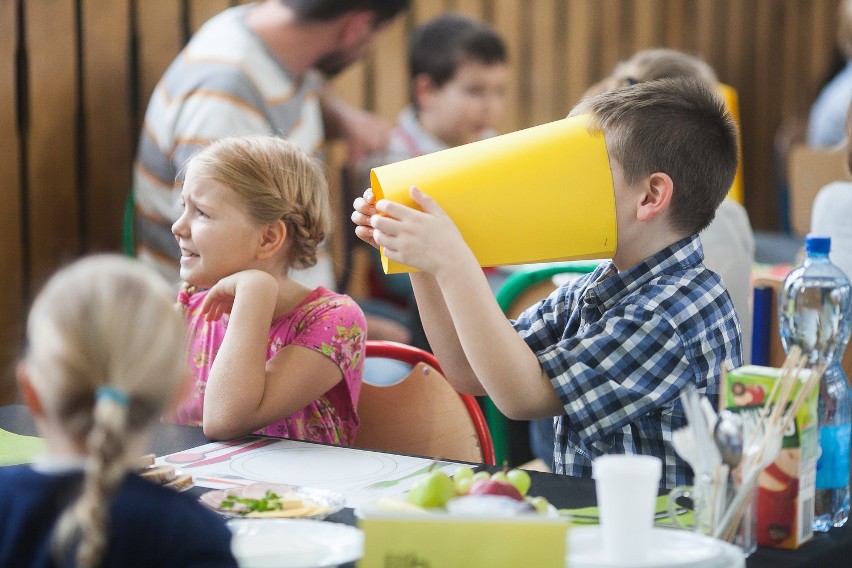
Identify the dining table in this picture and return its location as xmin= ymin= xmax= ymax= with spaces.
xmin=1 ymin=403 xmax=850 ymax=567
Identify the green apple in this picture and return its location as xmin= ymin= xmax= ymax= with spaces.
xmin=506 ymin=468 xmax=531 ymax=496
xmin=406 ymin=470 xmax=455 ymax=508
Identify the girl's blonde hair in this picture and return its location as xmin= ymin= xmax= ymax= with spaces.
xmin=584 ymin=48 xmax=717 ymax=98
xmin=25 ymin=255 xmax=186 ymax=568
xmin=188 ymin=136 xmax=332 ymax=272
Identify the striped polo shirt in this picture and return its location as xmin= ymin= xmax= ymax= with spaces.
xmin=132 ymin=3 xmax=333 ymax=288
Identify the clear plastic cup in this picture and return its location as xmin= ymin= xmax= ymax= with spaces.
xmin=593 ymin=455 xmax=662 ymax=564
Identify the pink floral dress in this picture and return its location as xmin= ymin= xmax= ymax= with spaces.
xmin=174 ymin=286 xmax=366 ymax=445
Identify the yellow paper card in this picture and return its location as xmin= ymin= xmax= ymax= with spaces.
xmin=358 ymin=515 xmax=570 ymax=568
xmin=370 ymin=114 xmax=616 ymax=274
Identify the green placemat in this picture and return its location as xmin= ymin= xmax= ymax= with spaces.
xmin=0 ymin=428 xmax=46 ymax=466
xmin=558 ymin=495 xmax=695 ymax=528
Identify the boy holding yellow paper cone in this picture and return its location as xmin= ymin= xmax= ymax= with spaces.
xmin=352 ymin=78 xmax=743 ymax=489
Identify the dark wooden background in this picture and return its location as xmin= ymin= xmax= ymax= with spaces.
xmin=0 ymin=0 xmax=842 ymax=402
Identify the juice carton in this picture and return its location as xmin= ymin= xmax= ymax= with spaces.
xmin=724 ymin=365 xmax=818 ymax=549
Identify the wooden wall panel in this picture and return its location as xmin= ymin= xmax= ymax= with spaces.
xmin=134 ymin=0 xmax=184 ymax=127
xmin=24 ymin=0 xmax=79 ymax=290
xmin=492 ymin=0 xmax=523 ymax=133
xmin=1 ymin=0 xmax=849 ymax=399
xmin=633 ymin=0 xmax=665 ymax=52
xmin=372 ymin=14 xmax=409 ymax=121
xmin=529 ymin=0 xmax=560 ymax=126
xmin=564 ymin=0 xmax=596 ymax=108
xmin=188 ymin=0 xmax=231 ymax=34
xmin=0 ymin=0 xmax=23 ymax=403
xmin=81 ymin=0 xmax=133 ymax=253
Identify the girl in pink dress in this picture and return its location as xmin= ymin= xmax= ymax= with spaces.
xmin=171 ymin=136 xmax=366 ymax=445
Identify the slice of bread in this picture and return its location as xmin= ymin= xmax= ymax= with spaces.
xmin=163 ymin=473 xmax=193 ymax=492
xmin=140 ymin=464 xmax=177 ymax=485
xmin=135 ymin=454 xmax=156 ymax=470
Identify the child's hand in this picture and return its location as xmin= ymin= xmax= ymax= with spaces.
xmin=371 ymin=186 xmax=475 ymax=277
xmin=352 ymin=188 xmax=380 ymax=249
xmin=200 ymin=270 xmax=277 ymax=321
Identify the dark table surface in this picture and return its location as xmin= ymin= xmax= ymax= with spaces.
xmin=2 ymin=404 xmax=850 ymax=567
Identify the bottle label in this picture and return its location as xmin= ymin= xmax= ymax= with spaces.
xmin=816 ymin=424 xmax=852 ymax=489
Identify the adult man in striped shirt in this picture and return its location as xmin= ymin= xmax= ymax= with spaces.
xmin=133 ymin=0 xmax=409 ymax=288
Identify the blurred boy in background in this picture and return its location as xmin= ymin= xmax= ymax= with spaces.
xmin=354 ymin=13 xmax=508 ymax=348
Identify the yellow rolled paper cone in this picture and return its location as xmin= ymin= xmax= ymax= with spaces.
xmin=370 ymin=114 xmax=616 ymax=274
xmin=718 ymin=83 xmax=744 ymax=205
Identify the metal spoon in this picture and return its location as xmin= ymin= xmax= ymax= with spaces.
xmin=713 ymin=410 xmax=743 ymax=468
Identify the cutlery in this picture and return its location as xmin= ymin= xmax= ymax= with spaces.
xmin=560 ymin=507 xmax=688 ymax=521
xmin=183 ymin=438 xmax=277 ymax=468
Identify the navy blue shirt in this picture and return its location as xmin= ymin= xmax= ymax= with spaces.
xmin=0 ymin=466 xmax=237 ymax=568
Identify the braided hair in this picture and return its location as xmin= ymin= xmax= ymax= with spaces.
xmin=185 ymin=136 xmax=332 ymax=273
xmin=24 ymin=255 xmax=186 ymax=567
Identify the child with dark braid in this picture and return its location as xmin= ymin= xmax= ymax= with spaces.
xmin=0 ymin=255 xmax=237 ymax=568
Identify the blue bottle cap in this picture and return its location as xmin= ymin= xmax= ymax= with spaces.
xmin=805 ymin=234 xmax=831 ymax=254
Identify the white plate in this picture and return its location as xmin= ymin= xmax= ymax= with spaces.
xmin=228 ymin=518 xmax=363 ymax=568
xmin=228 ymin=447 xmax=399 ymax=485
xmin=200 ymin=482 xmax=345 ymax=520
xmin=568 ymin=526 xmax=745 ymax=568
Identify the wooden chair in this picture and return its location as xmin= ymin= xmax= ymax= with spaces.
xmin=354 ymin=340 xmax=496 ymax=465
xmin=786 ymin=143 xmax=850 ymax=237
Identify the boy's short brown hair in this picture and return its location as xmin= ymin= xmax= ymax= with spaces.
xmin=571 ymin=77 xmax=739 ymax=235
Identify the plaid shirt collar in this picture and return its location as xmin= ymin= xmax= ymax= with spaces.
xmin=587 ymin=234 xmax=705 ymax=313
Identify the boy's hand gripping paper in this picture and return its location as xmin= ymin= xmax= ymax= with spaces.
xmin=370 ymin=115 xmax=616 ymax=274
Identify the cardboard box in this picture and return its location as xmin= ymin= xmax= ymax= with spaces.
xmin=358 ymin=513 xmax=570 ymax=568
xmin=724 ymin=365 xmax=818 ymax=549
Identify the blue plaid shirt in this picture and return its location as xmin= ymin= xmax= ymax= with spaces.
xmin=513 ymin=234 xmax=743 ymax=488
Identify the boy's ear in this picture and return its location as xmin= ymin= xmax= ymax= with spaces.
xmin=413 ymin=74 xmax=438 ymax=109
xmin=337 ymin=10 xmax=376 ymax=51
xmin=257 ymin=219 xmax=287 ymax=260
xmin=636 ymin=171 xmax=674 ymax=222
xmin=16 ymin=362 xmax=44 ymax=418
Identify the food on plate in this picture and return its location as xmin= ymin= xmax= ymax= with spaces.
xmin=372 ymin=466 xmax=553 ymax=517
xmin=139 ymin=464 xmax=177 ymax=484
xmin=163 ymin=473 xmax=194 ymax=491
xmin=406 ymin=469 xmax=455 ymax=508
xmin=468 ymin=478 xmax=524 ymax=501
xmin=137 ymin=459 xmax=193 ymax=491
xmin=453 ymin=466 xmax=475 ymax=495
xmin=200 ymin=483 xmax=343 ymax=519
xmin=506 ymin=468 xmax=532 ymax=496
xmin=135 ymin=453 xmax=156 ymax=470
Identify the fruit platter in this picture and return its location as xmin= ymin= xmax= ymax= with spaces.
xmin=363 ymin=464 xmax=556 ymax=518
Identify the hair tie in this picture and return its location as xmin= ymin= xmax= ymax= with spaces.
xmin=95 ymin=386 xmax=130 ymax=407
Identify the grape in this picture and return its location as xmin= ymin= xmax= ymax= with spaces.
xmin=406 ymin=471 xmax=455 ymax=508
xmin=490 ymin=471 xmax=509 ymax=484
xmin=506 ymin=468 xmax=531 ymax=496
xmin=453 ymin=466 xmax=475 ymax=481
xmin=454 ymin=476 xmax=474 ymax=495
xmin=528 ymin=495 xmax=550 ymax=514
xmin=472 ymin=471 xmax=491 ymax=482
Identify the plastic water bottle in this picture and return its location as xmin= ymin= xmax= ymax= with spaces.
xmin=779 ymin=234 xmax=852 ymax=532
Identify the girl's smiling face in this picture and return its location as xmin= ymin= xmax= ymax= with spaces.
xmin=171 ymin=165 xmax=263 ymax=289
